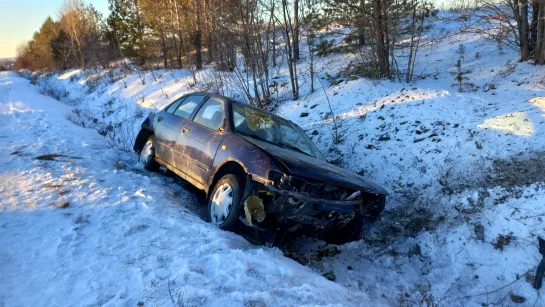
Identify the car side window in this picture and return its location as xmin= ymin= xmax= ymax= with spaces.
xmin=193 ymin=98 xmax=224 ymax=131
xmin=165 ymin=97 xmax=186 ymax=114
xmin=172 ymin=95 xmax=204 ymax=119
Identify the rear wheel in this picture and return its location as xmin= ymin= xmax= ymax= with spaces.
xmin=207 ymin=174 xmax=243 ymax=230
xmin=139 ymin=136 xmax=160 ymax=172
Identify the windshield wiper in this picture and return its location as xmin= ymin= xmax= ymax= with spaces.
xmin=277 ymin=142 xmax=312 ymax=157
xmin=237 ymin=131 xmax=313 ymax=158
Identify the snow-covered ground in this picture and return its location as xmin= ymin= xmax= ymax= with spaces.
xmin=2 ymin=11 xmax=545 ymax=307
xmin=0 ymin=72 xmax=372 ymax=306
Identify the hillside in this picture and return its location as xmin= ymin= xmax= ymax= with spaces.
xmin=2 ymin=11 xmax=545 ymax=306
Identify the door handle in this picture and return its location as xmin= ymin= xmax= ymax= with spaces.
xmin=157 ymin=116 xmax=164 ymax=122
xmin=181 ymin=127 xmax=190 ymax=135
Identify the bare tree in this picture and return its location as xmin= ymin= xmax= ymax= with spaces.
xmin=405 ymin=0 xmax=426 ymax=82
xmin=58 ymin=0 xmax=87 ymax=68
xmin=281 ymin=0 xmax=300 ymax=100
xmin=535 ymin=0 xmax=545 ymax=62
xmin=471 ymin=0 xmax=545 ymax=63
xmin=293 ymin=0 xmax=300 ymax=61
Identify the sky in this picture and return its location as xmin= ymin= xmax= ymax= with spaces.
xmin=0 ymin=0 xmax=109 ymax=59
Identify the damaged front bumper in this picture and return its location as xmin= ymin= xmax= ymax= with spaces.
xmin=242 ymin=176 xmax=386 ymax=244
xmin=267 ymin=185 xmax=362 ymax=212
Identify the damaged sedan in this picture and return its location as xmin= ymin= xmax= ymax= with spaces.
xmin=134 ymin=92 xmax=387 ymax=244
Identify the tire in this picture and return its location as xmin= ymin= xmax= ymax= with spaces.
xmin=207 ymin=174 xmax=243 ymax=230
xmin=139 ymin=135 xmax=160 ymax=172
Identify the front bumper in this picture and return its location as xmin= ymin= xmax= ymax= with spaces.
xmin=258 ymin=184 xmax=386 ymax=243
xmin=267 ymin=185 xmax=362 ymax=212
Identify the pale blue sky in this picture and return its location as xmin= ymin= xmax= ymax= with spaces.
xmin=0 ymin=0 xmax=109 ymax=59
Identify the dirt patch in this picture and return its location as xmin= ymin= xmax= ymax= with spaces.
xmin=364 ymin=207 xmax=446 ymax=247
xmin=485 ymin=153 xmax=545 ymax=188
xmin=442 ymin=151 xmax=545 ymax=194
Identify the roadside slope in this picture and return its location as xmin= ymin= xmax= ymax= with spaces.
xmin=0 ymin=71 xmax=372 ymax=307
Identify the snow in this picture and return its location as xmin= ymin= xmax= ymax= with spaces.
xmin=2 ymin=11 xmax=545 ymax=307
xmin=0 ymin=72 xmax=371 ymax=306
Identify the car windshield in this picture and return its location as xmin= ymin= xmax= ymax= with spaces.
xmin=232 ymin=103 xmax=324 ymax=160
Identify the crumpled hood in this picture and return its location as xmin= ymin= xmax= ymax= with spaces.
xmin=242 ymin=137 xmax=388 ymax=195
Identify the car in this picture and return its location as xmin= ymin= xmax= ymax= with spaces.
xmin=134 ymin=92 xmax=387 ymax=244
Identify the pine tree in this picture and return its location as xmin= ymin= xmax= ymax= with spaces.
xmin=107 ymin=0 xmax=148 ymax=63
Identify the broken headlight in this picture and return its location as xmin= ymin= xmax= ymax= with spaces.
xmin=267 ymin=170 xmax=286 ymax=185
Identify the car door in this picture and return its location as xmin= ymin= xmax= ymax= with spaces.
xmin=153 ymin=97 xmax=185 ymax=161
xmin=174 ymin=97 xmax=226 ymax=188
xmin=154 ymin=94 xmax=205 ymax=168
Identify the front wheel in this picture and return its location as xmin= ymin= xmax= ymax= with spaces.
xmin=139 ymin=136 xmax=160 ymax=172
xmin=207 ymin=174 xmax=243 ymax=230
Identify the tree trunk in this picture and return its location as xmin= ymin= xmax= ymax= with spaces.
xmin=359 ymin=0 xmax=366 ymax=46
xmin=372 ymin=0 xmax=389 ymax=77
xmin=161 ymin=36 xmax=168 ymax=68
xmin=173 ymin=0 xmax=183 ymax=68
xmin=537 ymin=0 xmax=545 ymax=63
xmin=282 ymin=0 xmax=298 ymax=100
xmin=520 ymin=0 xmax=530 ymax=60
xmin=195 ymin=0 xmax=203 ymax=69
xmin=406 ymin=3 xmax=417 ymax=83
xmin=272 ymin=20 xmax=276 ymax=67
xmin=531 ymin=1 xmax=539 ymax=54
xmin=293 ymin=0 xmax=300 ymax=61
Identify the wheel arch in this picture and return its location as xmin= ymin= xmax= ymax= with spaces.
xmin=134 ymin=128 xmax=154 ymax=153
xmin=207 ymin=160 xmax=248 ymax=200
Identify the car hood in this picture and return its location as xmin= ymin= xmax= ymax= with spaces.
xmin=242 ymin=137 xmax=388 ymax=195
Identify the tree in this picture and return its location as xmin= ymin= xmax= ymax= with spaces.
xmin=323 ymin=0 xmax=369 ymax=46
xmin=139 ymin=0 xmax=172 ymax=68
xmin=281 ymin=0 xmax=300 ymax=100
xmin=51 ymin=29 xmax=73 ymax=70
xmin=534 ymin=0 xmax=545 ymax=63
xmin=474 ymin=0 xmax=545 ymax=63
xmin=301 ymin=0 xmax=321 ymax=93
xmin=14 ymin=17 xmax=61 ymax=71
xmin=56 ymin=0 xmax=110 ymax=68
xmin=58 ymin=0 xmax=87 ymax=68
xmin=31 ymin=17 xmax=61 ymax=69
xmin=194 ymin=0 xmax=203 ymax=69
xmin=107 ymin=0 xmax=148 ymax=62
xmin=293 ymin=0 xmax=300 ymax=61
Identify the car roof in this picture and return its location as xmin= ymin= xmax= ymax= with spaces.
xmin=187 ymin=92 xmax=284 ymax=119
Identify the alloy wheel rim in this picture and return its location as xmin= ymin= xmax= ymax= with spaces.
xmin=210 ymin=183 xmax=233 ymax=226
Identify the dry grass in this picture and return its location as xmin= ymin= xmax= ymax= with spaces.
xmin=493 ymin=233 xmax=515 ymax=251
xmin=44 ymin=184 xmax=63 ymax=189
xmin=58 ymin=202 xmax=70 ymax=209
